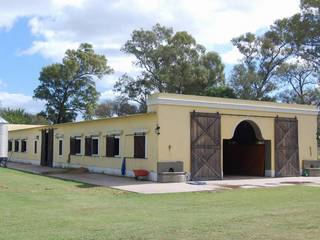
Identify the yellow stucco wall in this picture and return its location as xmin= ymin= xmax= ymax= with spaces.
xmin=8 ymin=127 xmax=42 ymax=163
xmin=8 ymin=113 xmax=159 ymax=175
xmin=149 ymin=93 xmax=318 ymax=175
xmin=7 ymin=93 xmax=318 ymax=179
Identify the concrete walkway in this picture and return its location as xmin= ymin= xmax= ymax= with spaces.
xmin=6 ymin=162 xmax=320 ymax=194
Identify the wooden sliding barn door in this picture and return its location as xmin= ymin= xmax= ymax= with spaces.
xmin=275 ymin=117 xmax=299 ymax=177
xmin=190 ymin=112 xmax=222 ymax=180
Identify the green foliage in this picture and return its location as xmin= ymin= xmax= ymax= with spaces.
xmin=115 ymin=24 xmax=225 ymax=110
xmin=205 ymin=86 xmax=237 ymax=99
xmin=34 ymin=43 xmax=113 ymax=123
xmin=276 ymin=62 xmax=319 ymax=104
xmin=230 ymin=0 xmax=319 ymax=103
xmin=94 ymin=97 xmax=138 ymax=118
xmin=230 ymin=30 xmax=292 ymax=100
xmin=0 ymin=108 xmax=48 ymax=124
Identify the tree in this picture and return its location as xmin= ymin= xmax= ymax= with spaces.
xmin=94 ymin=97 xmax=138 ymax=118
xmin=34 ymin=43 xmax=113 ymax=123
xmin=112 ymin=97 xmax=139 ymax=116
xmin=230 ymin=31 xmax=293 ymax=100
xmin=276 ymin=61 xmax=319 ymax=104
xmin=0 ymin=108 xmax=49 ymax=124
xmin=94 ymin=100 xmax=114 ymax=118
xmin=114 ymin=74 xmax=152 ymax=112
xmin=205 ymin=86 xmax=237 ymax=99
xmin=115 ymin=24 xmax=225 ymax=110
xmin=271 ymin=0 xmax=319 ymax=70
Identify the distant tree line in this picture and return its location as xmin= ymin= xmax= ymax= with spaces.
xmin=0 ymin=108 xmax=48 ymax=124
xmin=2 ymin=0 xmax=318 ymax=126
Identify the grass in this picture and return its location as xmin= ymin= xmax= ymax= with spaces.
xmin=0 ymin=168 xmax=320 ymax=240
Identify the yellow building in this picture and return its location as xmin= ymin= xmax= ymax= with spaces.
xmin=8 ymin=93 xmax=319 ymax=181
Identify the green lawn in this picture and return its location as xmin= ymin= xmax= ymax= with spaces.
xmin=0 ymin=168 xmax=320 ymax=240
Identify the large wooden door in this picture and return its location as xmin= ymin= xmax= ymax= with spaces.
xmin=40 ymin=130 xmax=46 ymax=166
xmin=275 ymin=117 xmax=299 ymax=177
xmin=190 ymin=112 xmax=221 ymax=180
xmin=40 ymin=129 xmax=54 ymax=167
xmin=47 ymin=129 xmax=54 ymax=167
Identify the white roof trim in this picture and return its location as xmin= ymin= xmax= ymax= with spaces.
xmin=147 ymin=97 xmax=319 ymax=116
xmin=0 ymin=117 xmax=8 ymax=124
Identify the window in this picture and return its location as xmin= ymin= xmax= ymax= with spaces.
xmin=58 ymin=140 xmax=63 ymax=156
xmin=85 ymin=137 xmax=99 ymax=156
xmin=75 ymin=138 xmax=81 ymax=155
xmin=14 ymin=140 xmax=19 ymax=152
xmin=92 ymin=138 xmax=99 ymax=155
xmin=134 ymin=135 xmax=146 ymax=158
xmin=106 ymin=136 xmax=120 ymax=157
xmin=34 ymin=141 xmax=37 ymax=154
xmin=70 ymin=137 xmax=81 ymax=155
xmin=21 ymin=140 xmax=27 ymax=152
xmin=114 ymin=136 xmax=120 ymax=156
xmin=8 ymin=140 xmax=12 ymax=152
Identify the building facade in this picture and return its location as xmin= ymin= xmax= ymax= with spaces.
xmin=8 ymin=93 xmax=319 ymax=181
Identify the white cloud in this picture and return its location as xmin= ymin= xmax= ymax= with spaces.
xmin=0 ymin=92 xmax=45 ymax=114
xmin=10 ymin=0 xmax=300 ymax=61
xmin=0 ymin=0 xmax=301 ymax=100
xmin=221 ymin=47 xmax=243 ymax=65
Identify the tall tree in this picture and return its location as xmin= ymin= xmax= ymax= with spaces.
xmin=114 ymin=74 xmax=152 ymax=112
xmin=276 ymin=61 xmax=319 ymax=104
xmin=0 ymin=108 xmax=49 ymax=124
xmin=34 ymin=43 xmax=113 ymax=123
xmin=94 ymin=97 xmax=138 ymax=118
xmin=230 ymin=31 xmax=293 ymax=100
xmin=115 ymin=24 xmax=225 ymax=110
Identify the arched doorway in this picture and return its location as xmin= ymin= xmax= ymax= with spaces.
xmin=223 ymin=120 xmax=270 ymax=177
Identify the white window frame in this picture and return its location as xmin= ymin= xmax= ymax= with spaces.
xmin=91 ymin=137 xmax=99 ymax=156
xmin=114 ymin=135 xmax=120 ymax=157
xmin=58 ymin=139 xmax=63 ymax=156
xmin=144 ymin=135 xmax=147 ymax=158
xmin=75 ymin=137 xmax=82 ymax=155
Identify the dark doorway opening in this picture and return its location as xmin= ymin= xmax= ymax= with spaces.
xmin=223 ymin=120 xmax=270 ymax=177
xmin=41 ymin=129 xmax=54 ymax=167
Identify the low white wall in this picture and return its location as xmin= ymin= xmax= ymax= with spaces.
xmin=53 ymin=162 xmax=158 ymax=181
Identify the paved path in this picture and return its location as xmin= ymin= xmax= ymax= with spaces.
xmin=6 ymin=162 xmax=320 ymax=194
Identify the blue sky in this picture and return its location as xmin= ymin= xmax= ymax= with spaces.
xmin=0 ymin=0 xmax=300 ymax=113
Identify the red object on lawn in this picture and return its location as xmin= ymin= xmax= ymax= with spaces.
xmin=133 ymin=169 xmax=149 ymax=177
